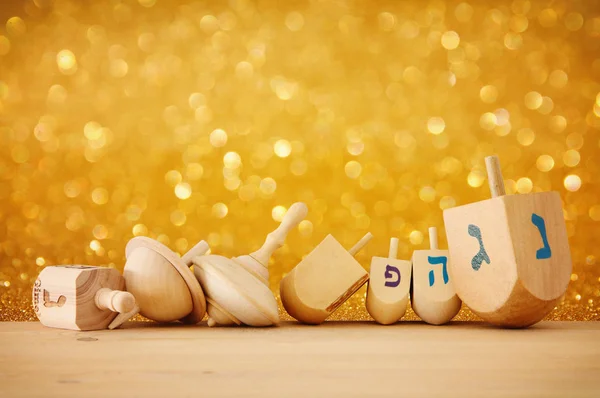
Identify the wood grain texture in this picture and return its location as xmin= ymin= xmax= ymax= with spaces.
xmin=1 ymin=322 xmax=599 ymax=398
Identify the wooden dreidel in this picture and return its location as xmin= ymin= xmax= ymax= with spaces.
xmin=280 ymin=232 xmax=373 ymax=325
xmin=411 ymin=227 xmax=462 ymax=325
xmin=32 ymin=265 xmax=139 ymax=331
xmin=124 ymin=238 xmax=208 ymax=324
xmin=366 ymin=238 xmax=412 ymax=325
xmin=443 ymin=155 xmax=572 ymax=328
xmin=193 ymin=202 xmax=308 ymax=327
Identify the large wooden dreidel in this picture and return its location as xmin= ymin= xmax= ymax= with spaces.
xmin=193 ymin=202 xmax=308 ymax=327
xmin=280 ymin=232 xmax=373 ymax=324
xmin=366 ymin=238 xmax=412 ymax=325
xmin=33 ymin=266 xmax=139 ymax=331
xmin=124 ymin=238 xmax=209 ymax=324
xmin=443 ymin=155 xmax=572 ymax=328
xmin=411 ymin=227 xmax=461 ymax=325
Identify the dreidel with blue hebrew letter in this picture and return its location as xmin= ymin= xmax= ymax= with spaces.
xmin=443 ymin=155 xmax=572 ymax=328
xmin=411 ymin=227 xmax=462 ymax=325
xmin=366 ymin=238 xmax=412 ymax=325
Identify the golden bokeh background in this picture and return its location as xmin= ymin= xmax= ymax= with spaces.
xmin=1 ymin=0 xmax=599 ymax=322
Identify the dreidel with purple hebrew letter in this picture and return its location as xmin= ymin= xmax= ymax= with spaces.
xmin=33 ymin=266 xmax=139 ymax=331
xmin=443 ymin=155 xmax=572 ymax=328
xmin=366 ymin=238 xmax=412 ymax=325
xmin=411 ymin=227 xmax=462 ymax=325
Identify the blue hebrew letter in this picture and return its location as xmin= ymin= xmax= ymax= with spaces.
xmin=384 ymin=265 xmax=401 ymax=287
xmin=468 ymin=224 xmax=490 ymax=271
xmin=531 ymin=213 xmax=551 ymax=260
xmin=427 ymin=256 xmax=449 ymax=287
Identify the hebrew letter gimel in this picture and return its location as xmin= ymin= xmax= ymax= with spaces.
xmin=468 ymin=224 xmax=490 ymax=271
xmin=384 ymin=265 xmax=401 ymax=287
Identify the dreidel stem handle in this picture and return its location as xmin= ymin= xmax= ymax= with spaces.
xmin=95 ymin=288 xmax=137 ymax=314
xmin=429 ymin=227 xmax=439 ymax=250
xmin=348 ymin=232 xmax=373 ymax=256
xmin=181 ymin=240 xmax=210 ymax=267
xmin=250 ymin=202 xmax=308 ymax=266
xmin=388 ymin=237 xmax=399 ymax=259
xmin=485 ymin=155 xmax=506 ymax=197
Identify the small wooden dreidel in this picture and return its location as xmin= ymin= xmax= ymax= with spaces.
xmin=124 ymin=238 xmax=209 ymax=324
xmin=411 ymin=227 xmax=462 ymax=325
xmin=366 ymin=238 xmax=412 ymax=325
xmin=443 ymin=155 xmax=572 ymax=328
xmin=33 ymin=265 xmax=139 ymax=331
xmin=193 ymin=202 xmax=308 ymax=327
xmin=280 ymin=232 xmax=373 ymax=325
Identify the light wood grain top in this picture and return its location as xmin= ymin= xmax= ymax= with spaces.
xmin=1 ymin=321 xmax=599 ymax=398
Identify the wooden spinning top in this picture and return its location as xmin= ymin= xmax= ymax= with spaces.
xmin=124 ymin=238 xmax=209 ymax=324
xmin=193 ymin=202 xmax=308 ymax=327
xmin=33 ymin=265 xmax=138 ymax=331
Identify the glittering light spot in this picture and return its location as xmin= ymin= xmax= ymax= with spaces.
xmin=378 ymin=12 xmax=396 ymax=32
xmin=480 ymin=85 xmax=498 ymax=103
xmin=441 ymin=31 xmax=460 ymax=50
xmin=298 ymin=220 xmax=313 ymax=237
xmin=549 ymin=115 xmax=567 ymax=133
xmin=536 ymin=155 xmax=555 ymax=172
xmin=524 ymin=91 xmax=543 ymax=109
xmin=419 ymin=186 xmax=436 ymax=202
xmin=510 ymin=15 xmax=529 ymax=32
xmin=224 ymin=151 xmax=242 ymax=168
xmin=186 ymin=163 xmax=204 ymax=180
xmin=56 ymin=49 xmax=77 ymax=74
xmin=132 ymin=224 xmax=148 ymax=236
xmin=36 ymin=257 xmax=45 ymax=267
xmin=174 ymin=182 xmax=192 ymax=200
xmin=285 ymin=12 xmax=305 ymax=31
xmin=91 ymin=187 xmax=109 ymax=205
xmin=467 ymin=170 xmax=485 ymax=188
xmin=200 ymin=15 xmax=219 ymax=33
xmin=563 ymin=150 xmax=581 ymax=167
xmin=272 ymin=205 xmax=287 ymax=222
xmin=589 ymin=205 xmax=600 ymax=221
xmin=274 ymin=139 xmax=292 ymax=158
xmin=271 ymin=76 xmax=298 ymax=100
xmin=188 ymin=93 xmax=205 ymax=109
xmin=290 ymin=159 xmax=307 ymax=176
xmin=479 ymin=112 xmax=497 ymax=130
xmin=538 ymin=8 xmax=557 ymax=28
xmin=455 ymin=2 xmax=473 ymax=22
xmin=64 ymin=180 xmax=82 ymax=198
xmin=516 ymin=177 xmax=533 ymax=193
xmin=571 ymin=273 xmax=579 ymax=282
xmin=109 ymin=59 xmax=128 ymax=78
xmin=11 ymin=145 xmax=29 ymax=163
xmin=345 ymin=160 xmax=362 ymax=179
xmin=427 ymin=117 xmax=445 ymax=135
xmin=165 ymin=170 xmax=183 ymax=186
xmin=549 ymin=70 xmax=568 ymax=88
xmin=576 ymin=294 xmax=581 ymax=301
xmin=259 ymin=177 xmax=277 ymax=194
xmin=84 ymin=121 xmax=102 ymax=140
xmin=564 ymin=175 xmax=582 ymax=192
xmin=439 ymin=196 xmax=456 ymax=210
xmin=210 ymin=128 xmax=228 ymax=147
xmin=170 ymin=210 xmax=186 ymax=226
xmin=347 ymin=141 xmax=364 ymax=156
xmin=538 ymin=96 xmax=554 ymax=115
xmin=517 ymin=128 xmax=535 ymax=146
xmin=235 ymin=61 xmax=254 ymax=80
xmin=0 ymin=36 xmax=10 ymax=55
xmin=409 ymin=230 xmax=423 ymax=245
xmin=565 ymin=12 xmax=584 ymax=31
xmin=212 ymin=202 xmax=228 ymax=219
xmin=6 ymin=17 xmax=26 ymax=37
xmin=93 ymin=225 xmax=108 ymax=240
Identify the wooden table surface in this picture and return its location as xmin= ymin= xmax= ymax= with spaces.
xmin=1 ymin=321 xmax=599 ymax=398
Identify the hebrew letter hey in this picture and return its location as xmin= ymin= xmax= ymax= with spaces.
xmin=427 ymin=256 xmax=449 ymax=287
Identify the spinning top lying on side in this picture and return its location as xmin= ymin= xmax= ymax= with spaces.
xmin=280 ymin=232 xmax=373 ymax=325
xmin=124 ymin=238 xmax=209 ymax=324
xmin=33 ymin=265 xmax=138 ymax=331
xmin=366 ymin=238 xmax=412 ymax=325
xmin=411 ymin=227 xmax=461 ymax=325
xmin=193 ymin=202 xmax=308 ymax=327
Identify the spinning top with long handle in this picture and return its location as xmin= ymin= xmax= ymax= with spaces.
xmin=193 ymin=202 xmax=308 ymax=327
xmin=124 ymin=238 xmax=209 ymax=324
